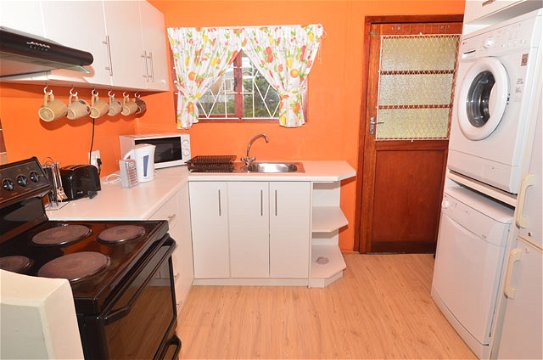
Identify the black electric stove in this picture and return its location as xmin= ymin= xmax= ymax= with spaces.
xmin=0 ymin=158 xmax=181 ymax=359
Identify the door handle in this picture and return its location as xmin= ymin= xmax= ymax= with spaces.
xmin=218 ymin=189 xmax=222 ymax=216
xmin=515 ymin=174 xmax=535 ymax=228
xmin=504 ymin=248 xmax=522 ymax=299
xmin=369 ymin=116 xmax=384 ymax=135
xmin=260 ymin=189 xmax=263 ymax=216
xmin=274 ymin=189 xmax=278 ymax=216
xmin=141 ymin=51 xmax=149 ymax=80
xmin=103 ymin=36 xmax=113 ymax=76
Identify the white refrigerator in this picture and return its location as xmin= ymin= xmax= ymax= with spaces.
xmin=494 ymin=95 xmax=542 ymax=359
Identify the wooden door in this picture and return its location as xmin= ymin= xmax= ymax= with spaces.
xmin=269 ymin=182 xmax=311 ymax=278
xmin=357 ymin=18 xmax=462 ymax=253
xmin=228 ymin=182 xmax=270 ymax=278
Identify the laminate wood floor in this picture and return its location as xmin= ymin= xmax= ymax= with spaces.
xmin=177 ymin=254 xmax=476 ymax=359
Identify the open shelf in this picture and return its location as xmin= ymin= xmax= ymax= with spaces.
xmin=312 ymin=206 xmax=348 ymax=233
xmin=309 ymin=242 xmax=346 ymax=288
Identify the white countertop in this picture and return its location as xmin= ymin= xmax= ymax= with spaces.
xmin=47 ymin=161 xmax=355 ymax=221
xmin=187 ymin=161 xmax=356 ymax=182
xmin=47 ymin=166 xmax=189 ymax=221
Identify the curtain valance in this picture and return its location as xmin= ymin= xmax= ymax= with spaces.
xmin=167 ymin=24 xmax=324 ymax=129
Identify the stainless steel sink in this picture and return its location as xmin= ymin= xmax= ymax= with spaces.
xmin=247 ymin=162 xmax=304 ymax=173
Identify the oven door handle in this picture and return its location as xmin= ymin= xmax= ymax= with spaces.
xmin=103 ymin=241 xmax=175 ymax=325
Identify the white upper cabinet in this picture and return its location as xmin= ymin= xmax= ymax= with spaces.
xmin=103 ymin=0 xmax=147 ymax=90
xmin=41 ymin=1 xmax=111 ymax=86
xmin=0 ymin=1 xmax=45 ymax=37
xmin=138 ymin=1 xmax=170 ymax=91
xmin=1 ymin=0 xmax=170 ymax=91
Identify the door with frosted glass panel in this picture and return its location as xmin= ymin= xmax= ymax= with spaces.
xmin=358 ymin=20 xmax=462 ymax=253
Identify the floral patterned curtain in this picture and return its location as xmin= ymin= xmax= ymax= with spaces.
xmin=167 ymin=27 xmax=241 ymax=129
xmin=167 ymin=24 xmax=323 ymax=128
xmin=242 ymin=25 xmax=324 ymax=127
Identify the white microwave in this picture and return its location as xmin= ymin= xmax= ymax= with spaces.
xmin=119 ymin=133 xmax=191 ymax=169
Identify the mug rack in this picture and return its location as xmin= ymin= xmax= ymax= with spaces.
xmin=37 ymin=86 xmax=146 ymax=122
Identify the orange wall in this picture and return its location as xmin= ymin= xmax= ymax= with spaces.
xmin=0 ymin=0 xmax=464 ymax=251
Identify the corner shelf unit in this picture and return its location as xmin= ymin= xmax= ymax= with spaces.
xmin=310 ymin=182 xmax=348 ymax=288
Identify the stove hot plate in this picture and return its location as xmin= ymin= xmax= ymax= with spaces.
xmin=98 ymin=225 xmax=146 ymax=244
xmin=0 ymin=255 xmax=33 ymax=274
xmin=38 ymin=252 xmax=110 ymax=282
xmin=32 ymin=224 xmax=92 ymax=246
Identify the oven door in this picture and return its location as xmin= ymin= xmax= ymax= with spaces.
xmin=80 ymin=237 xmax=179 ymax=360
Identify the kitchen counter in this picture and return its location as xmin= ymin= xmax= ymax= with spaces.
xmin=47 ymin=161 xmax=355 ymax=220
xmin=188 ymin=160 xmax=356 ymax=182
xmin=47 ymin=166 xmax=189 ymax=221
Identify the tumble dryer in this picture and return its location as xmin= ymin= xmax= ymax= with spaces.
xmin=448 ymin=9 xmax=541 ymax=194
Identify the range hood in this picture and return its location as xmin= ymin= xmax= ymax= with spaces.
xmin=0 ymin=27 xmax=94 ymax=78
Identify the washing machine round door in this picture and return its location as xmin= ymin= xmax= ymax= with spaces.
xmin=457 ymin=57 xmax=509 ymax=140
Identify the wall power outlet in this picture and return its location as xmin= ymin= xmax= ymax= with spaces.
xmin=90 ymin=150 xmax=101 ymax=168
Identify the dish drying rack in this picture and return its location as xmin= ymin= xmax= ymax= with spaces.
xmin=187 ymin=155 xmax=237 ymax=173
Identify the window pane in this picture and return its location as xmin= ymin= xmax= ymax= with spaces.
xmin=198 ymin=69 xmax=236 ymax=118
xmin=378 ymin=73 xmax=454 ymax=106
xmin=380 ymin=35 xmax=458 ymax=71
xmin=376 ymin=108 xmax=450 ymax=140
xmin=241 ymin=53 xmax=279 ymax=119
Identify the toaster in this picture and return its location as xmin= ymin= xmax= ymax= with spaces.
xmin=60 ymin=165 xmax=101 ymax=200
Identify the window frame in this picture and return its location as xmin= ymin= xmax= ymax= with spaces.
xmin=203 ymin=51 xmax=308 ymax=123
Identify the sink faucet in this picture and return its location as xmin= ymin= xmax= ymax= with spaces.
xmin=242 ymin=133 xmax=270 ymax=167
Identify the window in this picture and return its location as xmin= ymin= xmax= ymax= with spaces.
xmin=197 ymin=51 xmax=281 ymax=121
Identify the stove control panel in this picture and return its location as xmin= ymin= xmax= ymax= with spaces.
xmin=0 ymin=157 xmax=51 ymax=207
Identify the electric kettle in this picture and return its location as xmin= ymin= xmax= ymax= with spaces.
xmin=123 ymin=144 xmax=156 ymax=183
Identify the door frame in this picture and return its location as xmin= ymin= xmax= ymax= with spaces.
xmin=354 ymin=14 xmax=464 ymax=253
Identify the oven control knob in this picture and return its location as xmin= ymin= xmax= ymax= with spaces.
xmin=29 ymin=171 xmax=40 ymax=183
xmin=16 ymin=175 xmax=28 ymax=187
xmin=2 ymin=179 xmax=15 ymax=191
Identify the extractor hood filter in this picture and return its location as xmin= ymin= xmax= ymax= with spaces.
xmin=0 ymin=27 xmax=94 ymax=78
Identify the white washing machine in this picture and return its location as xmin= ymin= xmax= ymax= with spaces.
xmin=448 ymin=8 xmax=542 ymax=194
xmin=432 ymin=184 xmax=514 ymax=359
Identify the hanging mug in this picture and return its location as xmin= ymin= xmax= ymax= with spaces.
xmin=135 ymin=93 xmax=147 ymax=116
xmin=38 ymin=88 xmax=67 ymax=122
xmin=108 ymin=91 xmax=122 ymax=116
xmin=67 ymin=89 xmax=90 ymax=120
xmin=89 ymin=90 xmax=110 ymax=119
xmin=121 ymin=92 xmax=138 ymax=116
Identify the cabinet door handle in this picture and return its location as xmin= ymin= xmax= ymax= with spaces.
xmin=504 ymin=248 xmax=522 ymax=299
xmin=103 ymin=36 xmax=113 ymax=76
xmin=515 ymin=174 xmax=535 ymax=228
xmin=218 ymin=189 xmax=222 ymax=216
xmin=274 ymin=189 xmax=278 ymax=216
xmin=148 ymin=51 xmax=155 ymax=82
xmin=260 ymin=189 xmax=263 ymax=216
xmin=141 ymin=51 xmax=149 ymax=80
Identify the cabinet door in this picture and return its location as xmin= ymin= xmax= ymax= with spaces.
xmin=269 ymin=182 xmax=311 ymax=278
xmin=41 ymin=1 xmax=111 ymax=86
xmin=139 ymin=1 xmax=170 ymax=91
xmin=228 ymin=182 xmax=269 ymax=278
xmin=0 ymin=1 xmax=44 ymax=36
xmin=103 ymin=0 xmax=146 ymax=89
xmin=175 ymin=181 xmax=194 ymax=307
xmin=189 ymin=182 xmax=229 ymax=278
xmin=497 ymin=238 xmax=542 ymax=359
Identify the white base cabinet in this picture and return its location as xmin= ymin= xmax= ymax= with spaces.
xmin=149 ymin=184 xmax=194 ymax=311
xmin=189 ymin=182 xmax=230 ymax=278
xmin=190 ymin=181 xmax=312 ymax=283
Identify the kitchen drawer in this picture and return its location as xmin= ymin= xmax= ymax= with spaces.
xmin=150 ymin=193 xmax=182 ymax=233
